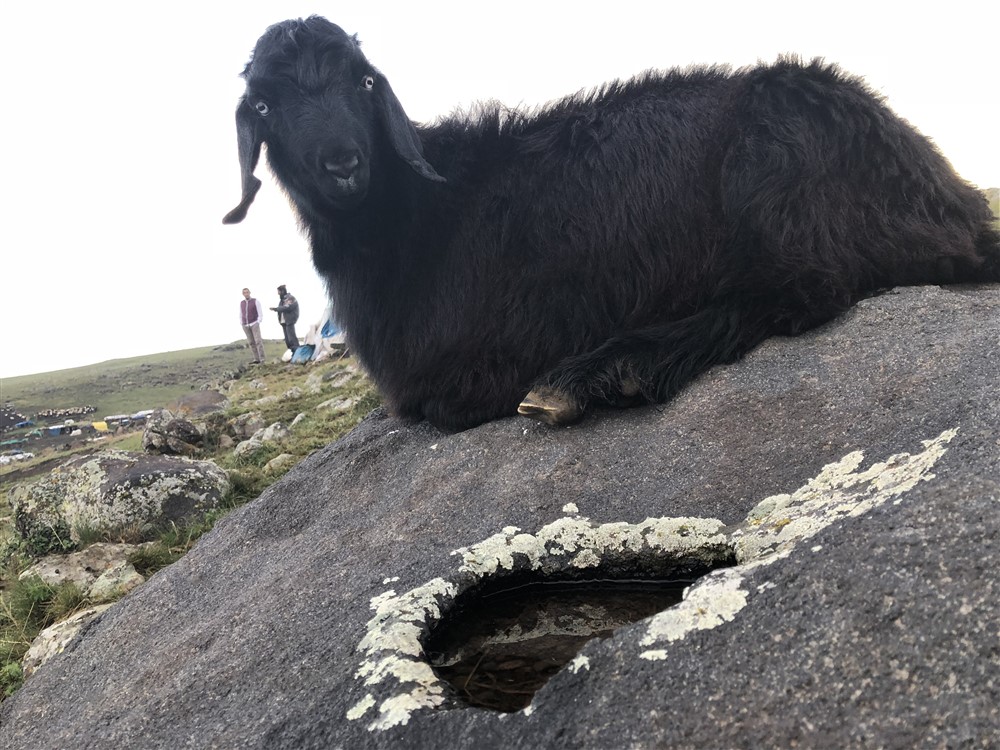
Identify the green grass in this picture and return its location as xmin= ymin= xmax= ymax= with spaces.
xmin=1 ymin=340 xmax=287 ymax=420
xmin=0 ymin=577 xmax=89 ymax=697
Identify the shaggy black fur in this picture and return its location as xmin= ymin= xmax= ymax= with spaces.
xmin=225 ymin=16 xmax=1000 ymax=430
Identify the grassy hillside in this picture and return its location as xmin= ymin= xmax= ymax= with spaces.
xmin=1 ymin=340 xmax=288 ymax=421
xmin=1 ymin=348 xmax=380 ymax=697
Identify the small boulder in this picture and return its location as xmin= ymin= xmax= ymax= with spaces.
xmin=233 ymin=422 xmax=290 ymax=459
xmin=88 ymin=561 xmax=145 ymax=601
xmin=8 ymin=451 xmax=229 ymax=552
xmin=264 ymin=454 xmax=298 ymax=474
xmin=317 ymin=396 xmax=359 ymax=414
xmin=142 ymin=410 xmax=203 ymax=456
xmin=232 ymin=437 xmax=264 ymax=459
xmin=230 ymin=412 xmax=266 ymax=440
xmin=325 ymin=371 xmax=355 ymax=389
xmin=304 ymin=371 xmax=325 ymax=394
xmin=21 ymin=604 xmax=114 ymax=679
xmin=20 ymin=543 xmax=143 ymax=595
xmin=260 ymin=423 xmax=289 ymax=443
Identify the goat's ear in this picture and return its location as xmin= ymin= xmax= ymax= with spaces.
xmin=222 ymin=101 xmax=264 ymax=224
xmin=374 ymin=77 xmax=446 ymax=184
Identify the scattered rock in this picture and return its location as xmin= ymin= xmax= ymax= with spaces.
xmin=20 ymin=543 xmax=145 ymax=595
xmin=230 ymin=412 xmax=265 ymax=440
xmin=264 ymin=454 xmax=298 ymax=474
xmin=281 ymin=386 xmax=304 ymax=401
xmin=233 ymin=422 xmax=289 ymax=458
xmin=317 ymin=396 xmax=359 ymax=414
xmin=232 ymin=437 xmax=264 ymax=459
xmin=88 ymin=561 xmax=145 ymax=601
xmin=290 ymin=413 xmax=308 ymax=429
xmin=260 ymin=423 xmax=289 ymax=443
xmin=305 ymin=371 xmax=326 ymax=394
xmin=325 ymin=371 xmax=355 ymax=389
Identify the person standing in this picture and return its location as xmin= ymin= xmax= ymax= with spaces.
xmin=240 ymin=288 xmax=265 ymax=364
xmin=271 ymin=284 xmax=300 ymax=354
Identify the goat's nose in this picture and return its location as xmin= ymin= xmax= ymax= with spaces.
xmin=322 ymin=154 xmax=360 ymax=179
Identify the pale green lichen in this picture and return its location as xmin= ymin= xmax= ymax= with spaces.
xmin=639 ymin=428 xmax=956 ymax=659
xmin=730 ymin=428 xmax=956 ymax=564
xmin=346 ymin=694 xmax=376 ymax=721
xmin=639 ymin=567 xmax=751 ymax=650
xmin=349 ymin=578 xmax=457 ymax=729
xmin=451 ymin=515 xmax=729 ymax=578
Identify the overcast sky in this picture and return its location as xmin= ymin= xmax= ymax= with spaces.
xmin=1 ymin=1 xmax=997 ymax=379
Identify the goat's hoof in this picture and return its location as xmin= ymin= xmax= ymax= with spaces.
xmin=518 ymin=387 xmax=583 ymax=426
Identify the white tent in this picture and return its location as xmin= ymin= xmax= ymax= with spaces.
xmin=301 ymin=302 xmax=347 ymax=362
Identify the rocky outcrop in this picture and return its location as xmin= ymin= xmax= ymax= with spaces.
xmin=8 ymin=450 xmax=229 ymax=551
xmin=1 ymin=285 xmax=998 ymax=749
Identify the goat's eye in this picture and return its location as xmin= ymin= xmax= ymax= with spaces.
xmin=254 ymin=101 xmax=270 ymax=116
xmin=362 ymin=75 xmax=375 ymax=90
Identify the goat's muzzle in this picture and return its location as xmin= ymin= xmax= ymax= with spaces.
xmin=323 ymin=153 xmax=360 ymax=179
xmin=315 ymin=147 xmax=369 ymax=208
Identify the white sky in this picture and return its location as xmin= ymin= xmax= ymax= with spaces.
xmin=1 ymin=1 xmax=997 ymax=379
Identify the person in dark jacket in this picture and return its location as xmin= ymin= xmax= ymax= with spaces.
xmin=271 ymin=285 xmax=300 ymax=354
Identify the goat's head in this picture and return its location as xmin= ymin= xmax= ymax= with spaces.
xmin=223 ymin=16 xmax=443 ymax=224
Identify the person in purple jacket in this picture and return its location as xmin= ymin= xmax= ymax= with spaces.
xmin=240 ymin=287 xmax=265 ymax=364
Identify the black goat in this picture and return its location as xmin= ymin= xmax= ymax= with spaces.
xmin=225 ymin=16 xmax=999 ymax=430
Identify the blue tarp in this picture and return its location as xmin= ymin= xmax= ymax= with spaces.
xmin=291 ymin=345 xmax=315 ymax=364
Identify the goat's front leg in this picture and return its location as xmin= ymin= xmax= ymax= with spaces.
xmin=519 ymin=305 xmax=770 ymax=426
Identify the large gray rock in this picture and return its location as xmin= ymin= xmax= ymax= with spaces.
xmin=1 ymin=285 xmax=998 ymax=749
xmin=7 ymin=450 xmax=230 ymax=550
